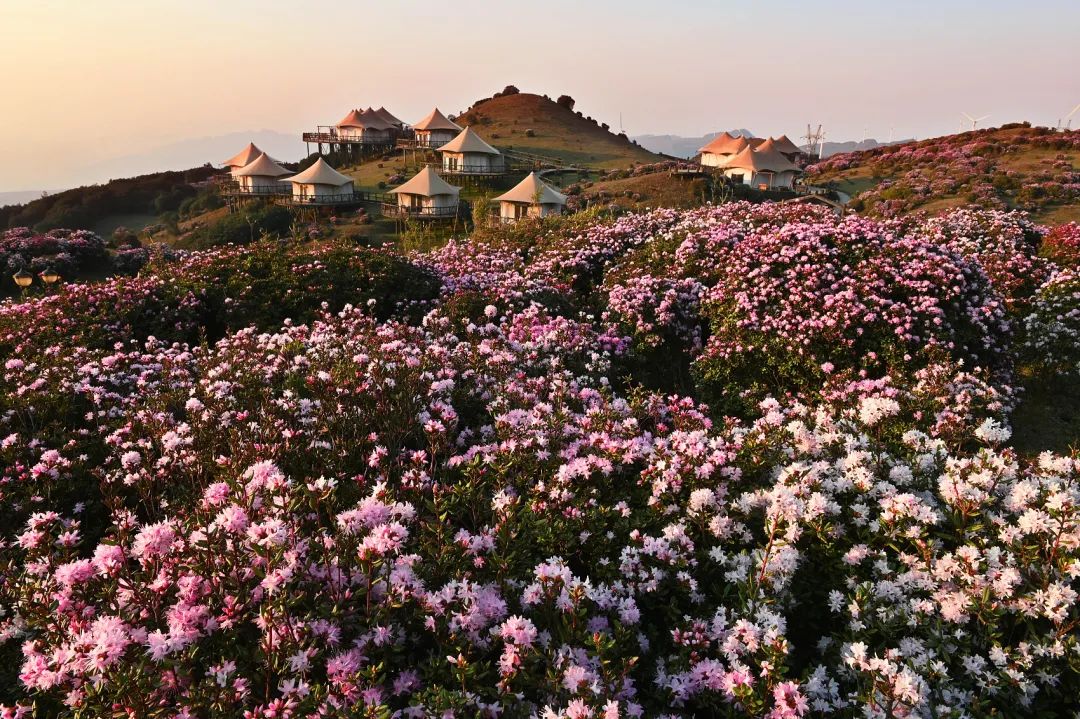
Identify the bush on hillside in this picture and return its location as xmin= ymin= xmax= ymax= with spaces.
xmin=1022 ymin=269 xmax=1080 ymax=378
xmin=0 ymin=227 xmax=109 ymax=282
xmin=176 ymin=203 xmax=292 ymax=249
xmin=1041 ymin=222 xmax=1080 ymax=267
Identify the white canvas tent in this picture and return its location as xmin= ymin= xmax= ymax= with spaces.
xmin=222 ymin=143 xmax=265 ymax=177
xmin=698 ymin=133 xmax=749 ymax=167
xmin=387 ymin=166 xmax=461 ymax=218
xmin=336 ymin=108 xmax=394 ymax=141
xmin=412 ymin=108 xmax=463 ymax=148
xmin=493 ymin=172 xmax=567 ymax=222
xmin=721 ymin=141 xmax=800 ymax=189
xmin=437 ymin=127 xmax=504 ymax=174
xmin=280 ymin=158 xmax=355 ymax=202
xmin=233 ymin=152 xmax=291 ymax=194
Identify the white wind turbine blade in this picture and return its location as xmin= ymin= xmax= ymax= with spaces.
xmin=1065 ymin=104 xmax=1080 ymax=130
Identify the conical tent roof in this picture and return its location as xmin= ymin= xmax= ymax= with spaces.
xmin=375 ymin=107 xmax=404 ymax=126
xmin=389 ymin=166 xmax=461 ymax=198
xmin=234 ymin=152 xmax=291 ymax=178
xmin=699 ymin=132 xmax=747 ymax=156
xmin=438 ymin=127 xmax=501 ymax=155
xmin=337 ymin=108 xmax=393 ymax=131
xmin=223 ymin=142 xmax=263 ymax=168
xmin=772 ymin=135 xmax=802 ymax=155
xmin=753 ymin=140 xmax=799 ymax=171
xmin=358 ymin=108 xmax=393 ymax=131
xmin=283 ymin=158 xmax=354 ymax=186
xmin=413 ymin=107 xmax=462 ymax=132
xmin=755 ymin=137 xmax=783 ymax=155
xmin=337 ymin=109 xmax=365 ymax=128
xmin=723 ymin=144 xmax=798 ymax=173
xmin=494 ymin=172 xmax=567 ymax=205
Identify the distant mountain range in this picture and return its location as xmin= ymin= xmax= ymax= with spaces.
xmin=74 ymin=130 xmax=306 ymax=184
xmin=632 ymin=131 xmax=910 ymax=159
xmin=0 ymin=190 xmax=52 ymax=207
xmin=1 ymin=131 xmax=307 ymax=205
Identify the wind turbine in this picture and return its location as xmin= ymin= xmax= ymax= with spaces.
xmin=1058 ymin=103 xmax=1080 ymax=131
xmin=960 ymin=112 xmax=989 ymax=131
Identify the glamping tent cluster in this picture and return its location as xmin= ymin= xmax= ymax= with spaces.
xmin=222 ymin=143 xmax=356 ymax=205
xmin=698 ymin=132 xmax=803 ymax=189
xmin=384 ymin=167 xmax=566 ymax=223
xmin=225 ymin=103 xmax=569 ymax=220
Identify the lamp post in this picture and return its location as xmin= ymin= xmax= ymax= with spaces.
xmin=39 ymin=267 xmax=61 ymax=292
xmin=12 ymin=269 xmax=33 ymax=296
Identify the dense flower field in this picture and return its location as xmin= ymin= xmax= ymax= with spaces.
xmin=0 ymin=203 xmax=1077 ymax=718
xmin=807 ymin=125 xmax=1080 ymax=217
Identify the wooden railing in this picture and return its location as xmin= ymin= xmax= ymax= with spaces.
xmin=438 ymin=162 xmax=508 ymax=176
xmin=224 ymin=185 xmax=290 ymax=196
xmin=302 ymin=132 xmax=394 ymax=145
xmin=395 ymin=137 xmax=451 ymax=150
xmin=381 ymin=203 xmax=460 ymax=219
xmin=275 ymin=191 xmax=380 ymax=207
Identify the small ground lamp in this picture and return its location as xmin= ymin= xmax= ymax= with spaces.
xmin=39 ymin=267 xmax=61 ymax=287
xmin=12 ymin=269 xmax=33 ymax=292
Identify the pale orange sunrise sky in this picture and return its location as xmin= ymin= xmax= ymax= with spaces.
xmin=2 ymin=0 xmax=1078 ymax=191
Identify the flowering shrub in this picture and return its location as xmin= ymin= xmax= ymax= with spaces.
xmin=0 ymin=227 xmax=108 ymax=277
xmin=808 ymin=126 xmax=1080 ymax=217
xmin=691 ymin=216 xmax=1011 ymax=410
xmin=0 ymin=203 xmax=1077 ymax=718
xmin=914 ymin=208 xmax=1049 ymax=310
xmin=1041 ymin=222 xmax=1080 ymax=268
xmin=605 ymin=275 xmax=705 ymax=351
xmin=1022 ymin=269 xmax=1080 ymax=377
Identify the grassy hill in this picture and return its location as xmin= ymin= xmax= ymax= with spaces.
xmin=340 ymin=91 xmax=663 ymax=192
xmin=807 ymin=124 xmax=1080 ymax=224
xmin=0 ymin=166 xmax=221 ymax=233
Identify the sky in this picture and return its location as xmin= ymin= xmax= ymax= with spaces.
xmin=2 ymin=0 xmax=1078 ymax=192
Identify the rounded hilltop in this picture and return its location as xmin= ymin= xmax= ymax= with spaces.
xmin=451 ymin=88 xmax=663 ymax=169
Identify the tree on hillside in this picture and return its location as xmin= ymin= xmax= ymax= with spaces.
xmin=557 ymin=95 xmax=576 ymax=111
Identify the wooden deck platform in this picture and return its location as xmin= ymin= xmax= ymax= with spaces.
xmin=381 ymin=203 xmax=461 ymax=220
xmin=395 ymin=138 xmax=449 ymax=150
